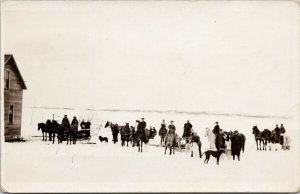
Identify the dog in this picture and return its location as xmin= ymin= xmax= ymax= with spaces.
xmin=201 ymin=149 xmax=225 ymax=165
xmin=99 ymin=136 xmax=108 ymax=143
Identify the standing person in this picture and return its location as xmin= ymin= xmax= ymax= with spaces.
xmin=212 ymin=122 xmax=220 ymax=134
xmin=168 ymin=121 xmax=176 ymax=135
xmin=183 ymin=120 xmax=193 ymax=138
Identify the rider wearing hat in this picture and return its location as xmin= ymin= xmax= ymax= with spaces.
xmin=71 ymin=116 xmax=79 ymax=125
xmin=183 ymin=120 xmax=193 ymax=138
xmin=140 ymin=118 xmax=146 ymax=130
xmin=62 ymin=115 xmax=70 ymax=126
xmin=213 ymin=122 xmax=220 ymax=134
xmin=168 ymin=120 xmax=176 ymax=135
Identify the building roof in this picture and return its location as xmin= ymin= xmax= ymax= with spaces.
xmin=4 ymin=54 xmax=27 ymax=89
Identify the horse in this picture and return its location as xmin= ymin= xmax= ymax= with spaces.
xmin=159 ymin=126 xmax=168 ymax=145
xmin=52 ymin=120 xmax=68 ymax=144
xmin=252 ymin=126 xmax=268 ymax=151
xmin=37 ymin=120 xmax=52 ymax=141
xmin=190 ymin=133 xmax=202 ymax=158
xmin=164 ymin=132 xmax=179 ymax=155
xmin=105 ymin=121 xmax=123 ymax=144
xmin=204 ymin=128 xmax=216 ymax=150
xmin=135 ymin=121 xmax=150 ymax=152
xmin=66 ymin=124 xmax=78 ymax=145
xmin=120 ymin=123 xmax=132 ymax=147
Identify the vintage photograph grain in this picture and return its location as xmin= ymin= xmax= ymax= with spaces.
xmin=1 ymin=1 xmax=300 ymax=192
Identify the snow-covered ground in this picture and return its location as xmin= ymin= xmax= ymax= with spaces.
xmin=1 ymin=107 xmax=299 ymax=192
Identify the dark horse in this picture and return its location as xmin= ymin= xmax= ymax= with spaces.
xmin=120 ymin=123 xmax=132 ymax=147
xmin=252 ymin=126 xmax=268 ymax=150
xmin=52 ymin=120 xmax=69 ymax=144
xmin=37 ymin=120 xmax=53 ymax=141
xmin=164 ymin=132 xmax=178 ymax=155
xmin=215 ymin=132 xmax=225 ymax=151
xmin=105 ymin=121 xmax=123 ymax=144
xmin=190 ymin=133 xmax=202 ymax=158
xmin=159 ymin=125 xmax=168 ymax=145
xmin=67 ymin=124 xmax=78 ymax=145
xmin=136 ymin=120 xmax=150 ymax=152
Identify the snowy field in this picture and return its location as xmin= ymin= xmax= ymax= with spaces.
xmin=1 ymin=107 xmax=300 ymax=192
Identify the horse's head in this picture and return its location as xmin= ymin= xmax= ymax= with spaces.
xmin=204 ymin=128 xmax=210 ymax=137
xmin=130 ymin=126 xmax=135 ymax=131
xmin=105 ymin=121 xmax=110 ymax=128
xmin=252 ymin=126 xmax=258 ymax=135
xmin=38 ymin=123 xmax=41 ymax=131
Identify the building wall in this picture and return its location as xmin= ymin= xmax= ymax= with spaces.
xmin=4 ymin=59 xmax=24 ymax=139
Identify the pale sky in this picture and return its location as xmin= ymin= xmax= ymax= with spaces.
xmin=1 ymin=1 xmax=299 ymax=116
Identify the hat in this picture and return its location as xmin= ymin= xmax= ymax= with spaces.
xmin=64 ymin=115 xmax=67 ymax=117
xmin=171 ymin=120 xmax=174 ymax=123
xmin=141 ymin=118 xmax=144 ymax=120
xmin=216 ymin=122 xmax=218 ymax=124
xmin=73 ymin=116 xmax=76 ymax=118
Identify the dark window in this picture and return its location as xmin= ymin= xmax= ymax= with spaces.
xmin=5 ymin=70 xmax=10 ymax=89
xmin=9 ymin=105 xmax=14 ymax=124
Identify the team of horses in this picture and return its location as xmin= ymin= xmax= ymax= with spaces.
xmin=37 ymin=119 xmax=91 ymax=144
xmin=252 ymin=125 xmax=291 ymax=151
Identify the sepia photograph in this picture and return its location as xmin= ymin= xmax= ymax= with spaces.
xmin=1 ymin=1 xmax=300 ymax=192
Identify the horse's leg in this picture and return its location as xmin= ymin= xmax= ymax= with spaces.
xmin=173 ymin=145 xmax=175 ymax=155
xmin=199 ymin=143 xmax=202 ymax=158
xmin=164 ymin=146 xmax=167 ymax=155
xmin=191 ymin=150 xmax=193 ymax=157
xmin=42 ymin=132 xmax=44 ymax=141
xmin=169 ymin=146 xmax=172 ymax=155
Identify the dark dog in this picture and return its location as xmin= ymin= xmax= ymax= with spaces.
xmin=99 ymin=136 xmax=108 ymax=143
xmin=201 ymin=149 xmax=225 ymax=165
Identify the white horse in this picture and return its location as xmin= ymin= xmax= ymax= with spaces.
xmin=204 ymin=128 xmax=216 ymax=150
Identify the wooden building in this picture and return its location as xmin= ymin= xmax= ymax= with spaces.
xmin=4 ymin=54 xmax=27 ymax=141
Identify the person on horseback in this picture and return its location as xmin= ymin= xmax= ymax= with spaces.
xmin=161 ymin=120 xmax=166 ymax=129
xmin=212 ymin=122 xmax=220 ymax=134
xmin=280 ymin=124 xmax=286 ymax=134
xmin=167 ymin=121 xmax=176 ymax=135
xmin=140 ymin=118 xmax=146 ymax=130
xmin=274 ymin=124 xmax=281 ymax=143
xmin=62 ymin=115 xmax=70 ymax=126
xmin=183 ymin=120 xmax=193 ymax=138
xmin=159 ymin=120 xmax=167 ymax=134
xmin=71 ymin=116 xmax=78 ymax=125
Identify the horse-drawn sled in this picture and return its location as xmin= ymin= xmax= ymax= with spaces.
xmin=37 ymin=120 xmax=95 ymax=144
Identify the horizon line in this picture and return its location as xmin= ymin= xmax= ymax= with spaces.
xmin=27 ymin=106 xmax=291 ymax=119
